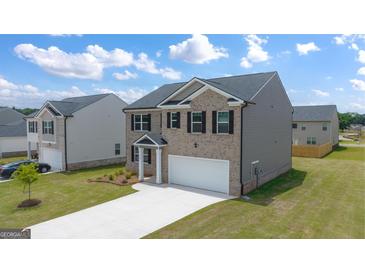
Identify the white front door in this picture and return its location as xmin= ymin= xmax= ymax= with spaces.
xmin=40 ymin=147 xmax=63 ymax=171
xmin=168 ymin=155 xmax=230 ymax=194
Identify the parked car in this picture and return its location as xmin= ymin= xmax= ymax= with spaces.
xmin=0 ymin=160 xmax=51 ymax=179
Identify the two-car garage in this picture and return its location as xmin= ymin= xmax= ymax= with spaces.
xmin=168 ymin=155 xmax=230 ymax=194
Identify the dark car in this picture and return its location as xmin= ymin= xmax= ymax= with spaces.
xmin=0 ymin=160 xmax=51 ymax=179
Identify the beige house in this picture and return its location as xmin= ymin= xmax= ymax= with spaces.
xmin=124 ymin=72 xmax=293 ymax=197
xmin=292 ymin=105 xmax=339 ymax=158
xmin=26 ymin=94 xmax=127 ymax=170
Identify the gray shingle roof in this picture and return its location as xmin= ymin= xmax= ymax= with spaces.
xmin=293 ymin=105 xmax=337 ymax=122
xmin=0 ymin=107 xmax=25 ymax=125
xmin=0 ymin=107 xmax=26 ymax=137
xmin=46 ymin=94 xmax=110 ymax=116
xmin=124 ymin=72 xmax=276 ymax=110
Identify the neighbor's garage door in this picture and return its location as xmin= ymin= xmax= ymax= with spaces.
xmin=168 ymin=155 xmax=229 ymax=194
xmin=40 ymin=147 xmax=63 ymax=171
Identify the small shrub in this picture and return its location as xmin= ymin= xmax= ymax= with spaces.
xmin=125 ymin=172 xmax=132 ymax=179
xmin=109 ymin=174 xmax=115 ymax=181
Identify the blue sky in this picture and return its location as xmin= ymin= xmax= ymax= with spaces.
xmin=0 ymin=34 xmax=364 ymax=113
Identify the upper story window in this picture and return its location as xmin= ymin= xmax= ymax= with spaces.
xmin=307 ymin=137 xmax=316 ymax=145
xmin=217 ymin=111 xmax=229 ymax=133
xmin=171 ymin=112 xmax=178 ymax=128
xmin=132 ymin=114 xmax=150 ymax=131
xmin=115 ymin=143 xmax=120 ymax=155
xmin=292 ymin=123 xmax=297 ymax=129
xmin=192 ymin=112 xmax=202 ymax=133
xmin=42 ymin=120 xmax=54 ymax=135
xmin=28 ymin=121 xmax=38 ymax=133
xmin=301 ymin=126 xmax=306 ymax=131
xmin=322 ymin=123 xmax=328 ymax=131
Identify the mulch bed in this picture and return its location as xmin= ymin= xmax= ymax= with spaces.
xmin=17 ymin=199 xmax=42 ymax=208
xmin=87 ymin=174 xmax=139 ymax=186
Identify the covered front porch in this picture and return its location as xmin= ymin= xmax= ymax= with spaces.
xmin=133 ymin=134 xmax=167 ymax=184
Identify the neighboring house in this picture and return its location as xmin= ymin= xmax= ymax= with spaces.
xmin=124 ymin=71 xmax=292 ymax=196
xmin=292 ymin=105 xmax=339 ymax=158
xmin=26 ymin=94 xmax=127 ymax=171
xmin=0 ymin=107 xmax=34 ymax=158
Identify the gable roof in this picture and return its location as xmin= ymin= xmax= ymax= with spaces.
xmin=36 ymin=94 xmax=110 ymax=117
xmin=124 ymin=72 xmax=276 ymax=110
xmin=0 ymin=107 xmax=25 ymax=125
xmin=293 ymin=105 xmax=337 ymax=122
xmin=134 ymin=133 xmax=168 ymax=146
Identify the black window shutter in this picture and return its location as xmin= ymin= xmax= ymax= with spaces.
xmin=131 ymin=114 xmax=135 ymax=131
xmin=176 ymin=112 xmax=180 ymax=128
xmin=187 ymin=112 xmax=191 ymax=133
xmin=147 ymin=114 xmax=151 ymax=131
xmin=229 ymin=110 xmax=234 ymax=134
xmin=202 ymin=111 xmax=206 ymax=133
xmin=148 ymin=149 xmax=151 ymax=164
xmin=131 ymin=146 xmax=134 ymax=162
xmin=51 ymin=121 xmax=54 ymax=135
xmin=167 ymin=112 xmax=171 ymax=128
xmin=35 ymin=121 xmax=38 ymax=133
xmin=42 ymin=121 xmax=45 ymax=134
xmin=212 ymin=111 xmax=217 ymax=134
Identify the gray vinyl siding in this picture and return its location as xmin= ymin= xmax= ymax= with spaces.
xmin=331 ymin=111 xmax=339 ymax=145
xmin=241 ymin=74 xmax=292 ymax=185
xmin=292 ymin=121 xmax=331 ymax=145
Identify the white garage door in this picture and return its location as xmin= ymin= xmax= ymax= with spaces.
xmin=168 ymin=155 xmax=229 ymax=194
xmin=40 ymin=147 xmax=63 ymax=171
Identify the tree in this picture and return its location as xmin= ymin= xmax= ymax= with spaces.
xmin=12 ymin=163 xmax=39 ymax=201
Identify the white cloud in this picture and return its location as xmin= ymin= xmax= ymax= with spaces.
xmin=349 ymin=102 xmax=365 ymax=112
xmin=350 ymin=79 xmax=365 ymax=91
xmin=0 ymin=77 xmax=18 ymax=90
xmin=350 ymin=43 xmax=359 ymax=51
xmin=335 ymin=87 xmax=344 ymax=91
xmin=296 ymin=42 xmax=320 ymax=55
xmin=333 ymin=34 xmax=365 ymax=46
xmin=240 ymin=35 xmax=270 ymax=68
xmin=95 ymin=87 xmax=148 ymax=104
xmin=156 ymin=50 xmax=162 ymax=58
xmin=134 ymin=53 xmax=181 ymax=80
xmin=169 ymin=34 xmax=228 ymax=64
xmin=357 ymin=50 xmax=365 ymax=64
xmin=313 ymin=89 xmax=330 ymax=97
xmin=113 ymin=70 xmax=138 ymax=80
xmin=86 ymin=45 xmax=134 ymax=67
xmin=357 ymin=67 xmax=365 ymax=76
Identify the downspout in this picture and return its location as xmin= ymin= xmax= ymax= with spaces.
xmin=64 ymin=117 xmax=68 ymax=171
xmin=240 ymin=102 xmax=249 ymax=196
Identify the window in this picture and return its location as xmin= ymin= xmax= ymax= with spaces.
xmin=171 ymin=112 xmax=178 ymax=128
xmin=301 ymin=126 xmax=306 ymax=131
xmin=307 ymin=137 xmax=316 ymax=145
xmin=292 ymin=123 xmax=297 ymax=129
xmin=43 ymin=121 xmax=53 ymax=135
xmin=192 ymin=112 xmax=202 ymax=133
xmin=217 ymin=111 xmax=229 ymax=133
xmin=134 ymin=114 xmax=149 ymax=131
xmin=134 ymin=147 xmax=150 ymax=164
xmin=322 ymin=123 xmax=328 ymax=131
xmin=115 ymin=143 xmax=120 ymax=155
xmin=28 ymin=121 xmax=38 ymax=133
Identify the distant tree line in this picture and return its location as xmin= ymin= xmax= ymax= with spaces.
xmin=12 ymin=107 xmax=39 ymax=116
xmin=338 ymin=112 xmax=365 ymax=130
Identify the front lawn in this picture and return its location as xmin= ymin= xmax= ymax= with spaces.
xmin=0 ymin=165 xmax=136 ymax=228
xmin=146 ymin=147 xmax=365 ymax=239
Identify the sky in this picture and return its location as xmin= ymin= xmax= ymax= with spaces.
xmin=0 ymin=34 xmax=364 ymax=113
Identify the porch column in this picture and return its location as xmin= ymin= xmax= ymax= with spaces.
xmin=156 ymin=147 xmax=162 ymax=184
xmin=138 ymin=147 xmax=144 ymax=181
xmin=27 ymin=141 xmax=31 ymax=160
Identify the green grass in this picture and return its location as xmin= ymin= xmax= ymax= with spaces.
xmin=0 ymin=165 xmax=136 ymax=228
xmin=0 ymin=156 xmax=27 ymax=165
xmin=146 ymin=147 xmax=365 ymax=239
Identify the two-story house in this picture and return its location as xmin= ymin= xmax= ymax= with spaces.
xmin=26 ymin=94 xmax=127 ymax=170
xmin=123 ymin=71 xmax=292 ymax=196
xmin=292 ymin=105 xmax=339 ymax=158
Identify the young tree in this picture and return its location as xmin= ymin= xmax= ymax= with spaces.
xmin=12 ymin=163 xmax=39 ymax=201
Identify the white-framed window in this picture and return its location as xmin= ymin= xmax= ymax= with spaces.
xmin=292 ymin=123 xmax=297 ymax=129
xmin=217 ymin=111 xmax=229 ymax=133
xmin=301 ymin=125 xmax=306 ymax=131
xmin=307 ymin=137 xmax=316 ymax=145
xmin=134 ymin=147 xmax=150 ymax=163
xmin=43 ymin=121 xmax=53 ymax=134
xmin=134 ymin=114 xmax=149 ymax=131
xmin=171 ymin=112 xmax=178 ymax=128
xmin=192 ymin=112 xmax=202 ymax=133
xmin=115 ymin=143 xmax=120 ymax=155
xmin=28 ymin=121 xmax=37 ymax=133
xmin=322 ymin=123 xmax=328 ymax=131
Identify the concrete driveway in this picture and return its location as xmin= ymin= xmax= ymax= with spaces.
xmin=30 ymin=183 xmax=230 ymax=239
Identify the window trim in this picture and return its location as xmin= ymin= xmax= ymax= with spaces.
xmin=216 ymin=111 xmax=229 ymax=134
xmin=306 ymin=136 xmax=317 ymax=145
xmin=191 ymin=111 xmax=203 ymax=133
xmin=134 ymin=114 xmax=149 ymax=132
xmin=292 ymin=123 xmax=297 ymax=129
xmin=170 ymin=112 xmax=178 ymax=129
xmin=322 ymin=122 xmax=328 ymax=131
xmin=43 ymin=120 xmax=53 ymax=135
xmin=301 ymin=126 xmax=306 ymax=131
xmin=28 ymin=121 xmax=37 ymax=133
xmin=115 ymin=143 xmax=121 ymax=155
xmin=133 ymin=147 xmax=150 ymax=164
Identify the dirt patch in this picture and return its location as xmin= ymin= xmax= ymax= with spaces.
xmin=88 ymin=174 xmax=139 ymax=186
xmin=17 ymin=199 xmax=42 ymax=208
